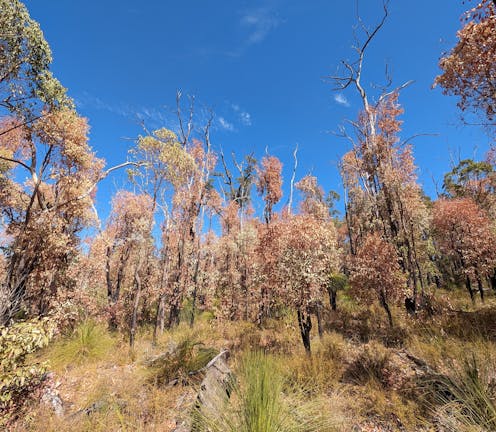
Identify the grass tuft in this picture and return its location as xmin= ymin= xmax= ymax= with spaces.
xmin=48 ymin=320 xmax=115 ymax=369
xmin=193 ymin=351 xmax=342 ymax=432
xmin=426 ymin=354 xmax=496 ymax=431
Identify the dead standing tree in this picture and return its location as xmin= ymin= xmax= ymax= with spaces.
xmin=328 ymin=1 xmax=428 ymax=309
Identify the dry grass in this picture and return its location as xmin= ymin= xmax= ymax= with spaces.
xmin=11 ymin=289 xmax=496 ymax=431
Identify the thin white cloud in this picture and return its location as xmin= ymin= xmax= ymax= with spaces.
xmin=230 ymin=103 xmax=252 ymax=126
xmin=75 ymin=92 xmax=178 ymax=130
xmin=218 ymin=117 xmax=235 ymax=131
xmin=240 ymin=111 xmax=252 ymax=126
xmin=334 ymin=93 xmax=350 ymax=107
xmin=241 ymin=8 xmax=280 ymax=45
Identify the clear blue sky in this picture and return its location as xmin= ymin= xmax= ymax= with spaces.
xmin=24 ymin=0 xmax=492 ymax=220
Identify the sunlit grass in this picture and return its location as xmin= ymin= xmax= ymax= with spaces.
xmin=193 ymin=350 xmax=343 ymax=432
xmin=47 ymin=320 xmax=116 ymax=370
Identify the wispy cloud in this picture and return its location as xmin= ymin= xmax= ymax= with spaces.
xmin=75 ymin=92 xmax=178 ymax=130
xmin=334 ymin=93 xmax=350 ymax=107
xmin=231 ymin=103 xmax=252 ymax=126
xmin=240 ymin=111 xmax=252 ymax=126
xmin=77 ymin=92 xmax=252 ymax=137
xmin=218 ymin=116 xmax=235 ymax=131
xmin=241 ymin=7 xmax=281 ymax=45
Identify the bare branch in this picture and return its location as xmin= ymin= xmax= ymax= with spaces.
xmin=0 ymin=154 xmax=32 ymax=172
xmin=287 ymin=144 xmax=298 ymax=214
xmin=176 ymin=90 xmax=195 ymax=147
xmin=52 ymin=161 xmax=144 ymax=211
xmin=377 ymin=80 xmax=415 ymax=104
xmin=400 ymin=132 xmax=439 ymax=147
xmin=0 ymin=114 xmax=43 ymax=138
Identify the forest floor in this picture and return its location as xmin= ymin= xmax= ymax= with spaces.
xmin=8 ymin=288 xmax=496 ymax=432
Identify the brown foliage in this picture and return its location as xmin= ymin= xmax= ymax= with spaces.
xmin=432 ymin=198 xmax=496 ymax=284
xmin=256 ymin=155 xmax=283 ymax=224
xmin=435 ymin=0 xmax=496 ymax=126
xmin=350 ymin=233 xmax=406 ymax=326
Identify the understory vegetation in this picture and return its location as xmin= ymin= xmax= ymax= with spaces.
xmin=5 ymin=291 xmax=496 ymax=431
xmin=2 ymin=0 xmax=496 ymax=430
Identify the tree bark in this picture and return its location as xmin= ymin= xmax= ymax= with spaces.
xmin=380 ymin=291 xmax=393 ymax=327
xmin=297 ymin=308 xmax=312 ymax=354
xmin=130 ymin=254 xmax=144 ymax=348
xmin=476 ymin=273 xmax=484 ymax=303
xmin=153 ymin=294 xmax=166 ymax=344
xmin=315 ymin=301 xmax=324 ymax=338
xmin=465 ymin=275 xmax=475 ymax=304
xmin=490 ymin=270 xmax=496 ymax=291
xmin=328 ymin=287 xmax=337 ymax=311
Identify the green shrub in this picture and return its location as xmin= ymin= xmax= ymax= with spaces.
xmin=0 ymin=318 xmax=55 ymax=414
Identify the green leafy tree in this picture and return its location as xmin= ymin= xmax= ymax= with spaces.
xmin=0 ymin=0 xmax=71 ymax=120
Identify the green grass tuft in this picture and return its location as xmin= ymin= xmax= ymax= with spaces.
xmin=48 ymin=320 xmax=115 ymax=369
xmin=193 ymin=351 xmax=342 ymax=432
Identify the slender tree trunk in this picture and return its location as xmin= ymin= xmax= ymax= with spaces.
xmin=241 ymin=265 xmax=249 ymax=321
xmin=465 ymin=275 xmax=475 ymax=304
xmin=297 ymin=308 xmax=312 ymax=354
xmin=190 ymin=254 xmax=201 ymax=327
xmin=153 ymin=294 xmax=166 ymax=344
xmin=380 ymin=291 xmax=393 ymax=327
xmin=153 ymin=250 xmax=170 ymax=343
xmin=168 ymin=299 xmax=181 ymax=328
xmin=476 ymin=273 xmax=484 ymax=303
xmin=315 ymin=302 xmax=323 ymax=338
xmin=328 ymin=288 xmax=337 ymax=311
xmin=257 ymin=287 xmax=268 ymax=327
xmin=490 ymin=270 xmax=496 ymax=291
xmin=130 ymin=254 xmax=144 ymax=348
xmin=105 ymin=245 xmax=113 ymax=300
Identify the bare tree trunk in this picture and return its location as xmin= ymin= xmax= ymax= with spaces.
xmin=477 ymin=273 xmax=485 ymax=303
xmin=130 ymin=254 xmax=144 ymax=348
xmin=466 ymin=275 xmax=475 ymax=304
xmin=315 ymin=302 xmax=324 ymax=338
xmin=190 ymin=256 xmax=201 ymax=327
xmin=105 ymin=245 xmax=113 ymax=300
xmin=287 ymin=145 xmax=298 ymax=214
xmin=297 ymin=308 xmax=312 ymax=354
xmin=153 ymin=294 xmax=166 ymax=344
xmin=490 ymin=270 xmax=496 ymax=291
xmin=168 ymin=302 xmax=181 ymax=328
xmin=380 ymin=291 xmax=393 ymax=327
xmin=327 ymin=287 xmax=337 ymax=311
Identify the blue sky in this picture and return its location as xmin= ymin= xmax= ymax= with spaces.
xmin=24 ymin=0 xmax=492 ymax=220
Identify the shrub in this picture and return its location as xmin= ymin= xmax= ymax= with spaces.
xmin=0 ymin=318 xmax=55 ymax=416
xmin=146 ymin=337 xmax=217 ymax=386
xmin=343 ymin=341 xmax=390 ymax=386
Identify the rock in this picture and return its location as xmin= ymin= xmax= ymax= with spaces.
xmin=171 ymin=420 xmax=191 ymax=432
xmin=173 ymin=349 xmax=233 ymax=432
xmin=195 ymin=349 xmax=233 ymax=414
xmin=40 ymin=373 xmax=64 ymax=417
